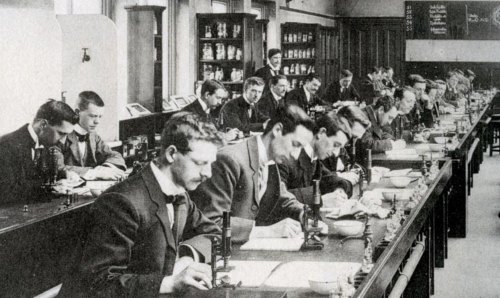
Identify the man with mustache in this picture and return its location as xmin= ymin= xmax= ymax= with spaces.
xmin=59 ymin=112 xmax=223 ymax=297
xmin=191 ymin=106 xmax=315 ymax=242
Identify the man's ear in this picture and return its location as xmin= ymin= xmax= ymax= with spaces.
xmin=164 ymin=145 xmax=177 ymax=163
xmin=74 ymin=108 xmax=81 ymax=115
xmin=271 ymin=122 xmax=283 ymax=138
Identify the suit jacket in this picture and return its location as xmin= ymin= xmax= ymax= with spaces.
xmin=278 ymin=149 xmax=353 ymax=203
xmin=190 ymin=137 xmax=303 ymax=243
xmin=256 ymin=91 xmax=284 ymax=119
xmin=386 ymin=114 xmax=412 ymax=141
xmin=358 ymin=105 xmax=394 ymax=156
xmin=181 ymin=100 xmax=219 ymax=128
xmin=359 ymin=75 xmax=385 ymax=105
xmin=323 ymin=81 xmax=360 ymax=104
xmin=58 ymin=164 xmax=220 ymax=298
xmin=59 ymin=131 xmax=126 ymax=176
xmin=219 ymin=96 xmax=268 ymax=133
xmin=285 ymin=87 xmax=326 ymax=112
xmin=0 ymin=124 xmax=51 ymax=205
xmin=254 ymin=65 xmax=282 ymax=87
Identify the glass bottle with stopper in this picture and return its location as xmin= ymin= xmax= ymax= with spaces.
xmin=301 ymin=179 xmax=324 ymax=250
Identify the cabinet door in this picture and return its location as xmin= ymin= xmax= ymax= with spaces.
xmin=319 ymin=26 xmax=339 ymax=87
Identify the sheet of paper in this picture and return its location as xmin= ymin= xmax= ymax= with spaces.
xmin=216 ymin=261 xmax=281 ymax=288
xmin=263 ymin=261 xmax=361 ymax=288
xmin=385 ymin=149 xmax=418 ymax=156
xmin=240 ymin=237 xmax=303 ymax=251
xmin=84 ymin=180 xmax=116 ymax=190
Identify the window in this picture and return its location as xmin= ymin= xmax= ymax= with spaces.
xmin=212 ymin=1 xmax=228 ymax=13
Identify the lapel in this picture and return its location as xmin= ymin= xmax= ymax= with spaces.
xmin=67 ymin=132 xmax=82 ymax=165
xmin=194 ymin=100 xmax=207 ymax=116
xmin=297 ymin=149 xmax=313 ymax=184
xmin=236 ymin=96 xmax=251 ymax=124
xmin=88 ymin=133 xmax=97 ymax=164
xmin=246 ymin=137 xmax=260 ymax=205
xmin=365 ymin=106 xmax=384 ymax=139
xmin=174 ymin=197 xmax=188 ymax=245
xmin=141 ymin=165 xmax=177 ymax=252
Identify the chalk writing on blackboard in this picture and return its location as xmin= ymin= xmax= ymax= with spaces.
xmin=429 ymin=4 xmax=448 ymax=35
xmin=406 ymin=4 xmax=414 ymax=32
xmin=493 ymin=6 xmax=500 ymax=28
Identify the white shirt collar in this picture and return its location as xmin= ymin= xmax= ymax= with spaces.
xmin=270 ymin=89 xmax=282 ymax=101
xmin=257 ymin=135 xmax=274 ymax=166
xmin=268 ymin=63 xmax=280 ymax=72
xmin=74 ymin=124 xmax=88 ymax=135
xmin=304 ymin=143 xmax=317 ymax=161
xmin=303 ymin=87 xmax=311 ymax=101
xmin=198 ymin=97 xmax=210 ymax=114
xmin=150 ymin=162 xmax=186 ymax=196
xmin=27 ymin=123 xmax=42 ymax=148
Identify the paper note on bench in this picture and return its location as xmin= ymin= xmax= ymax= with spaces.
xmin=240 ymin=237 xmax=303 ymax=251
xmin=263 ymin=261 xmax=361 ymax=288
xmin=217 ymin=261 xmax=281 ymax=288
xmin=385 ymin=149 xmax=419 ymax=159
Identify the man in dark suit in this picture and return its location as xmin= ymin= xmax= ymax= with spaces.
xmin=219 ymin=77 xmax=269 ymax=133
xmin=358 ymin=96 xmax=405 ymax=159
xmin=254 ymin=48 xmax=282 ymax=89
xmin=58 ymin=112 xmax=223 ymax=297
xmin=59 ymin=91 xmax=126 ymax=180
xmin=190 ymin=106 xmax=316 ymax=243
xmin=256 ymin=74 xmax=288 ymax=119
xmin=323 ymin=69 xmax=360 ymax=104
xmin=285 ymin=73 xmax=327 ymax=113
xmin=278 ymin=112 xmax=355 ymax=203
xmin=388 ymin=87 xmax=416 ymax=140
xmin=0 ymin=100 xmax=78 ymax=205
xmin=360 ymin=66 xmax=386 ymax=105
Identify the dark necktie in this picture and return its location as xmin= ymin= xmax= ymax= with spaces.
xmin=75 ymin=132 xmax=89 ymax=142
xmin=164 ymin=193 xmax=187 ymax=205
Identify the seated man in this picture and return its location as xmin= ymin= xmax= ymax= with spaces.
xmin=382 ymin=66 xmax=398 ymax=91
xmin=420 ymin=80 xmax=440 ymax=128
xmin=0 ymin=99 xmax=78 ymax=204
xmin=278 ymin=112 xmax=355 ymax=203
xmin=358 ymin=96 xmax=405 ymax=157
xmin=58 ymin=112 xmax=223 ymax=297
xmin=253 ymin=48 xmax=283 ymax=90
xmin=444 ymin=71 xmax=464 ymax=107
xmin=256 ymin=74 xmax=288 ymax=119
xmin=59 ymin=91 xmax=126 ymax=180
xmin=285 ymin=73 xmax=327 ymax=113
xmin=323 ymin=69 xmax=360 ymax=104
xmin=360 ymin=66 xmax=386 ymax=105
xmin=190 ymin=106 xmax=315 ymax=243
xmin=219 ymin=77 xmax=269 ymax=133
xmin=407 ymin=74 xmax=427 ymax=127
xmin=388 ymin=87 xmax=416 ymax=140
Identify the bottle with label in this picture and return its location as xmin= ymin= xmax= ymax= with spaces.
xmin=308 ymin=31 xmax=313 ymax=42
xmin=295 ymin=63 xmax=300 ymax=75
xmin=230 ymin=68 xmax=238 ymax=82
xmin=205 ymin=25 xmax=212 ymax=38
xmin=284 ymin=33 xmax=288 ymax=43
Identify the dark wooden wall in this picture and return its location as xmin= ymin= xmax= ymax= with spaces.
xmin=405 ymin=62 xmax=500 ymax=89
xmin=338 ymin=17 xmax=405 ymax=87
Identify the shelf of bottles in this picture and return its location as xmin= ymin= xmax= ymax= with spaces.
xmin=198 ymin=14 xmax=253 ymax=100
xmin=281 ymin=24 xmax=319 ymax=90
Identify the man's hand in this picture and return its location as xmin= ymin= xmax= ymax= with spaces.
xmin=93 ymin=166 xmax=126 ymax=180
xmin=338 ymin=171 xmax=360 ymax=185
xmin=224 ymin=129 xmax=240 ymax=142
xmin=251 ymin=218 xmax=302 ymax=238
xmin=391 ymin=139 xmax=407 ymax=150
xmin=160 ymin=262 xmax=213 ymax=293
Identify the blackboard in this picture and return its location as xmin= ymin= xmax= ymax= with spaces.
xmin=405 ymin=1 xmax=500 ymax=40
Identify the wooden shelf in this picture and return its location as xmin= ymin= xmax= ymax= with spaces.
xmin=199 ymin=38 xmax=243 ymax=42
xmin=283 ymin=58 xmax=316 ymax=61
xmin=199 ymin=59 xmax=243 ymax=63
xmin=282 ymin=42 xmax=315 ymax=46
xmin=220 ymin=81 xmax=244 ymax=85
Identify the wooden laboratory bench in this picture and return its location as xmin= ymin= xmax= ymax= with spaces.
xmin=0 ymin=195 xmax=95 ymax=297
xmin=372 ymin=103 xmax=491 ymax=239
xmin=166 ymin=159 xmax=453 ymax=298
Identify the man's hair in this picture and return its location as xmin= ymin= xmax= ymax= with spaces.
xmin=371 ymin=66 xmax=380 ymax=74
xmin=373 ymin=95 xmax=396 ymax=112
xmin=268 ymin=48 xmax=282 ymax=58
xmin=305 ymin=72 xmax=321 ymax=83
xmin=316 ymin=111 xmax=352 ymax=138
xmin=337 ymin=105 xmax=371 ymax=129
xmin=393 ymin=86 xmax=416 ymax=100
xmin=77 ymin=91 xmax=105 ymax=111
xmin=35 ymin=99 xmax=79 ymax=126
xmin=340 ymin=69 xmax=353 ymax=78
xmin=201 ymin=80 xmax=226 ymax=97
xmin=269 ymin=74 xmax=288 ymax=87
xmin=425 ymin=80 xmax=439 ymax=93
xmin=244 ymin=76 xmax=265 ymax=91
xmin=263 ymin=105 xmax=315 ymax=136
xmin=383 ymin=66 xmax=393 ymax=72
xmin=446 ymin=71 xmax=458 ymax=80
xmin=407 ymin=74 xmax=426 ymax=86
xmin=161 ymin=111 xmax=223 ymax=154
